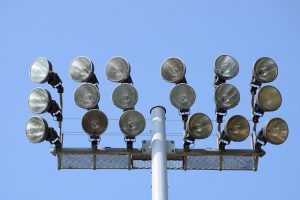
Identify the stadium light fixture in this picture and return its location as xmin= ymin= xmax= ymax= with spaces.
xmin=161 ymin=57 xmax=186 ymax=84
xmin=29 ymin=57 xmax=63 ymax=93
xmin=251 ymin=57 xmax=278 ymax=87
xmin=214 ymin=55 xmax=239 ymax=85
xmin=169 ymin=83 xmax=196 ymax=111
xmin=81 ymin=109 xmax=108 ymax=138
xmin=69 ymin=56 xmax=98 ymax=84
xmin=74 ymin=83 xmax=100 ymax=110
xmin=105 ymin=57 xmax=132 ymax=83
xmin=254 ymin=85 xmax=282 ymax=114
xmin=214 ymin=83 xmax=240 ymax=113
xmin=112 ymin=83 xmax=138 ymax=110
xmin=25 ymin=116 xmax=61 ymax=146
xmin=187 ymin=113 xmax=213 ymax=139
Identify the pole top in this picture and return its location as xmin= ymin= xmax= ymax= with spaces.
xmin=150 ymin=105 xmax=166 ymax=114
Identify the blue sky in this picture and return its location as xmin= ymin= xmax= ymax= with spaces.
xmin=1 ymin=0 xmax=299 ymax=199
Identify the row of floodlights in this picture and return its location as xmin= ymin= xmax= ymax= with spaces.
xmin=25 ymin=55 xmax=288 ymax=149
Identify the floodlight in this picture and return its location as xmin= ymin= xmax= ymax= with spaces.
xmin=170 ymin=83 xmax=196 ymax=110
xmin=187 ymin=113 xmax=213 ymax=139
xmin=255 ymin=85 xmax=282 ymax=112
xmin=253 ymin=57 xmax=278 ymax=84
xmin=25 ymin=116 xmax=59 ymax=144
xmin=29 ymin=57 xmax=63 ymax=92
xmin=81 ymin=109 xmax=108 ymax=137
xmin=258 ymin=118 xmax=288 ymax=145
xmin=74 ymin=83 xmax=100 ymax=109
xmin=119 ymin=110 xmax=146 ymax=137
xmin=69 ymin=56 xmax=98 ymax=83
xmin=214 ymin=55 xmax=239 ymax=81
xmin=112 ymin=83 xmax=138 ymax=110
xmin=161 ymin=57 xmax=186 ymax=83
xmin=222 ymin=115 xmax=250 ymax=142
xmin=105 ymin=57 xmax=131 ymax=83
xmin=214 ymin=83 xmax=240 ymax=111
xmin=28 ymin=88 xmax=60 ymax=116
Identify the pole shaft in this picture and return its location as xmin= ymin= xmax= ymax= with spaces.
xmin=150 ymin=106 xmax=168 ymax=200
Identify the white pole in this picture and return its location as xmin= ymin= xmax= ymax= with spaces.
xmin=150 ymin=106 xmax=168 ymax=200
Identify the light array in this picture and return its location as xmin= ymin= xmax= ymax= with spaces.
xmin=26 ymin=55 xmax=288 ymax=152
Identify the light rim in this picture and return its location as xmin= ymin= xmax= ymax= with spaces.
xmin=214 ymin=55 xmax=239 ymax=80
xmin=28 ymin=87 xmax=51 ymax=114
xmin=29 ymin=57 xmax=53 ymax=83
xmin=112 ymin=83 xmax=138 ymax=110
xmin=160 ymin=57 xmax=186 ymax=83
xmin=69 ymin=56 xmax=94 ymax=82
xmin=214 ymin=83 xmax=240 ymax=110
xmin=187 ymin=113 xmax=213 ymax=139
xmin=262 ymin=117 xmax=288 ymax=145
xmin=256 ymin=85 xmax=282 ymax=112
xmin=25 ymin=116 xmax=48 ymax=143
xmin=253 ymin=57 xmax=278 ymax=83
xmin=73 ymin=83 xmax=100 ymax=109
xmin=105 ymin=56 xmax=131 ymax=83
xmin=119 ymin=110 xmax=146 ymax=137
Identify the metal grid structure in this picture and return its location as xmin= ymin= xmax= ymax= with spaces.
xmin=54 ymin=147 xmax=265 ymax=171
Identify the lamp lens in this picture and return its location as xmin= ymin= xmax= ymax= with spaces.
xmin=29 ymin=57 xmax=52 ymax=83
xmin=119 ymin=110 xmax=146 ymax=137
xmin=254 ymin=57 xmax=278 ymax=83
xmin=74 ymin=83 xmax=100 ymax=109
xmin=69 ymin=56 xmax=94 ymax=82
xmin=28 ymin=88 xmax=51 ymax=114
xmin=170 ymin=83 xmax=196 ymax=110
xmin=224 ymin=115 xmax=250 ymax=142
xmin=105 ymin=57 xmax=130 ymax=82
xmin=214 ymin=55 xmax=239 ymax=80
xmin=25 ymin=117 xmax=48 ymax=143
xmin=161 ymin=57 xmax=186 ymax=83
xmin=112 ymin=83 xmax=138 ymax=110
xmin=188 ymin=113 xmax=213 ymax=139
xmin=263 ymin=118 xmax=288 ymax=145
xmin=257 ymin=85 xmax=282 ymax=111
xmin=81 ymin=109 xmax=108 ymax=136
xmin=214 ymin=83 xmax=240 ymax=110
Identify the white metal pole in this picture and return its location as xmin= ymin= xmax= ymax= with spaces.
xmin=150 ymin=106 xmax=168 ymax=200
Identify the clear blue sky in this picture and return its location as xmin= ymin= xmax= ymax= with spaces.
xmin=1 ymin=0 xmax=299 ymax=199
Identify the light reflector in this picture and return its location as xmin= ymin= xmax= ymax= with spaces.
xmin=119 ymin=110 xmax=146 ymax=137
xmin=105 ymin=57 xmax=131 ymax=82
xmin=223 ymin=115 xmax=250 ymax=142
xmin=260 ymin=118 xmax=288 ymax=145
xmin=214 ymin=83 xmax=240 ymax=110
xmin=29 ymin=57 xmax=52 ymax=83
xmin=214 ymin=55 xmax=239 ymax=80
xmin=74 ymin=83 xmax=100 ymax=109
xmin=170 ymin=83 xmax=196 ymax=110
xmin=25 ymin=117 xmax=48 ymax=143
xmin=28 ymin=88 xmax=51 ymax=114
xmin=256 ymin=85 xmax=282 ymax=112
xmin=112 ymin=83 xmax=138 ymax=110
xmin=187 ymin=113 xmax=213 ymax=139
xmin=253 ymin=57 xmax=278 ymax=83
xmin=69 ymin=56 xmax=94 ymax=82
xmin=82 ymin=109 xmax=108 ymax=136
xmin=161 ymin=57 xmax=186 ymax=83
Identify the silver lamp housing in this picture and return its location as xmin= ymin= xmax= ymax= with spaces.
xmin=119 ymin=110 xmax=146 ymax=137
xmin=214 ymin=83 xmax=240 ymax=111
xmin=256 ymin=85 xmax=282 ymax=112
xmin=161 ymin=57 xmax=186 ymax=83
xmin=214 ymin=55 xmax=239 ymax=81
xmin=28 ymin=87 xmax=52 ymax=114
xmin=253 ymin=57 xmax=278 ymax=84
xmin=69 ymin=56 xmax=95 ymax=82
xmin=187 ymin=113 xmax=213 ymax=139
xmin=223 ymin=115 xmax=250 ymax=142
xmin=112 ymin=83 xmax=138 ymax=110
xmin=25 ymin=116 xmax=49 ymax=143
xmin=29 ymin=57 xmax=53 ymax=83
xmin=259 ymin=118 xmax=288 ymax=145
xmin=105 ymin=57 xmax=131 ymax=83
xmin=74 ymin=83 xmax=100 ymax=109
xmin=169 ymin=83 xmax=196 ymax=110
xmin=81 ymin=109 xmax=108 ymax=137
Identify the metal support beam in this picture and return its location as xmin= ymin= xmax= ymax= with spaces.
xmin=150 ymin=106 xmax=168 ymax=200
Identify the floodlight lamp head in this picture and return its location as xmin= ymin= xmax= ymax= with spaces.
xmin=74 ymin=83 xmax=100 ymax=110
xmin=25 ymin=116 xmax=60 ymax=145
xmin=105 ymin=57 xmax=132 ymax=83
xmin=255 ymin=85 xmax=282 ymax=114
xmin=222 ymin=115 xmax=250 ymax=142
xmin=214 ymin=55 xmax=239 ymax=84
xmin=187 ymin=113 xmax=213 ymax=139
xmin=258 ymin=118 xmax=288 ymax=145
xmin=169 ymin=83 xmax=196 ymax=111
xmin=81 ymin=109 xmax=108 ymax=137
xmin=161 ymin=57 xmax=186 ymax=83
xmin=112 ymin=83 xmax=138 ymax=110
xmin=69 ymin=56 xmax=98 ymax=84
xmin=28 ymin=88 xmax=62 ymax=120
xmin=214 ymin=83 xmax=240 ymax=113
xmin=119 ymin=110 xmax=146 ymax=137
xmin=29 ymin=57 xmax=63 ymax=93
xmin=252 ymin=57 xmax=278 ymax=86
